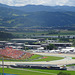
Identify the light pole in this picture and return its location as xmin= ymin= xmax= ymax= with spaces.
xmin=2 ymin=57 xmax=4 ymax=75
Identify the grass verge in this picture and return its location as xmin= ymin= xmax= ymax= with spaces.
xmin=0 ymin=55 xmax=63 ymax=62
xmin=0 ymin=68 xmax=75 ymax=75
xmin=72 ymin=57 xmax=75 ymax=59
xmin=31 ymin=56 xmax=63 ymax=62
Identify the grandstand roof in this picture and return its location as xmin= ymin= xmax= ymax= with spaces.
xmin=11 ymin=38 xmax=39 ymax=41
xmin=0 ymin=41 xmax=7 ymax=43
xmin=51 ymin=43 xmax=72 ymax=45
xmin=25 ymin=45 xmax=41 ymax=47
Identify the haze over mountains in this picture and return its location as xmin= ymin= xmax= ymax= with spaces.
xmin=1 ymin=3 xmax=75 ymax=12
xmin=13 ymin=5 xmax=75 ymax=12
xmin=0 ymin=3 xmax=75 ymax=28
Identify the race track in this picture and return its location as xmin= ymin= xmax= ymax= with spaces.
xmin=0 ymin=53 xmax=75 ymax=66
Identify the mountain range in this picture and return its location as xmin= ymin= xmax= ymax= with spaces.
xmin=13 ymin=5 xmax=75 ymax=12
xmin=0 ymin=3 xmax=75 ymax=28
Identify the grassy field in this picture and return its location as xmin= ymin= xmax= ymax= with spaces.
xmin=72 ymin=57 xmax=75 ymax=59
xmin=59 ymin=30 xmax=75 ymax=35
xmin=67 ymin=64 xmax=75 ymax=67
xmin=0 ymin=55 xmax=63 ymax=62
xmin=9 ymin=31 xmax=49 ymax=37
xmin=28 ymin=54 xmax=42 ymax=60
xmin=0 ymin=68 xmax=75 ymax=75
xmin=9 ymin=30 xmax=75 ymax=37
xmin=31 ymin=56 xmax=63 ymax=62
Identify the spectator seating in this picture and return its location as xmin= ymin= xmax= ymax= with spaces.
xmin=0 ymin=47 xmax=32 ymax=59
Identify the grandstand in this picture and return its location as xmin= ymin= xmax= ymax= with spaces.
xmin=0 ymin=47 xmax=32 ymax=59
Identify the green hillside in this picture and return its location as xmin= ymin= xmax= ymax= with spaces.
xmin=0 ymin=5 xmax=75 ymax=28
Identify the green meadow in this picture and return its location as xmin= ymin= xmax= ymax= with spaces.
xmin=0 ymin=68 xmax=75 ymax=75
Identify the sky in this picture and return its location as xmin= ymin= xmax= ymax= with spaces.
xmin=0 ymin=0 xmax=75 ymax=6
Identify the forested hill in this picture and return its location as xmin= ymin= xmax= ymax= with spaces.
xmin=0 ymin=4 xmax=75 ymax=28
xmin=0 ymin=31 xmax=14 ymax=40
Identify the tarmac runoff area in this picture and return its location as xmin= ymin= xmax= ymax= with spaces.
xmin=0 ymin=53 xmax=75 ymax=66
xmin=33 ymin=53 xmax=75 ymax=57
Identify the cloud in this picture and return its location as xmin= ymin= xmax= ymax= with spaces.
xmin=0 ymin=0 xmax=75 ymax=6
xmin=67 ymin=0 xmax=75 ymax=6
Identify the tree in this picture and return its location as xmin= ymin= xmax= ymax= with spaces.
xmin=57 ymin=72 xmax=71 ymax=75
xmin=45 ymin=44 xmax=56 ymax=50
xmin=0 ymin=31 xmax=14 ymax=41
